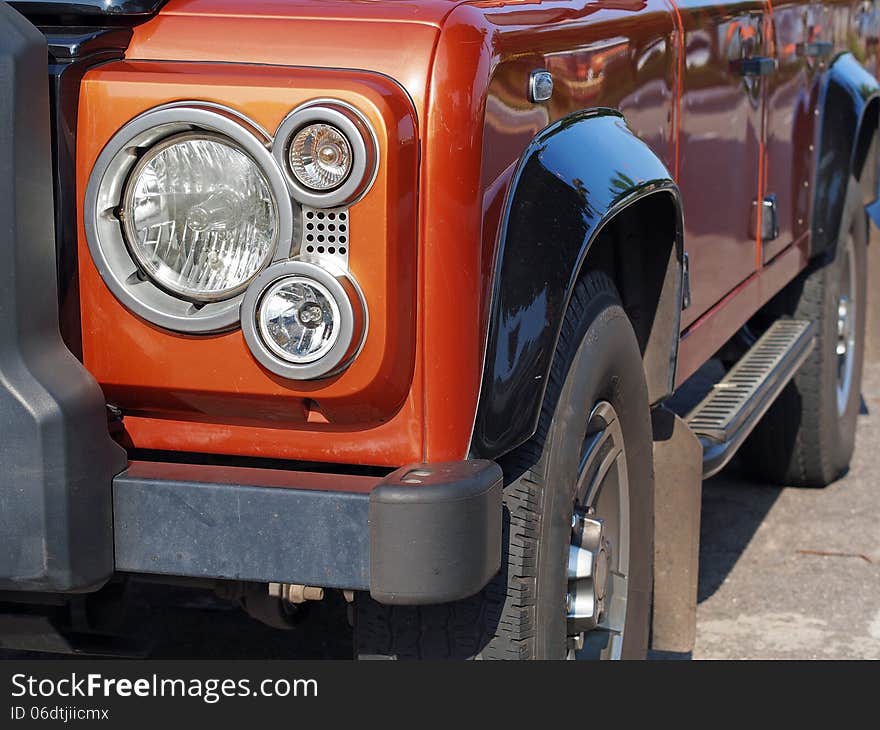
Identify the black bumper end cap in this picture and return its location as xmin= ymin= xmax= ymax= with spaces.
xmin=368 ymin=460 xmax=503 ymax=605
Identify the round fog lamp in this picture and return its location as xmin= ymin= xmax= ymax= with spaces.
xmin=258 ymin=277 xmax=341 ymax=364
xmin=241 ymin=261 xmax=367 ymax=380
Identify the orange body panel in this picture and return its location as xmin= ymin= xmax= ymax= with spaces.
xmin=104 ymin=0 xmax=682 ymax=465
xmin=77 ymin=62 xmax=421 ymax=465
xmin=420 ymin=0 xmax=678 ymax=459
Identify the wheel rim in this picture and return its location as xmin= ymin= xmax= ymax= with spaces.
xmin=836 ymin=234 xmax=857 ymax=417
xmin=565 ymin=401 xmax=630 ymax=660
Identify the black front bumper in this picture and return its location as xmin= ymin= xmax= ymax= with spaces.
xmin=114 ymin=460 xmax=503 ymax=605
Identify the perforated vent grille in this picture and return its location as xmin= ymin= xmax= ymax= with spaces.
xmin=301 ymin=206 xmax=349 ymax=268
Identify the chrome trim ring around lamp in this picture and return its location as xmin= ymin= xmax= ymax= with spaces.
xmin=84 ymin=103 xmax=295 ymax=334
xmin=241 ymin=259 xmax=368 ymax=380
xmin=272 ymin=99 xmax=379 ymax=209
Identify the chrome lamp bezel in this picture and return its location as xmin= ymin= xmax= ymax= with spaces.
xmin=241 ymin=260 xmax=368 ymax=380
xmin=273 ymin=99 xmax=379 ymax=209
xmin=85 ymin=103 xmax=295 ymax=334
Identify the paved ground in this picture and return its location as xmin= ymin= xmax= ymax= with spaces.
xmin=691 ymin=228 xmax=880 ymax=660
xmin=692 ymin=362 xmax=880 ymax=659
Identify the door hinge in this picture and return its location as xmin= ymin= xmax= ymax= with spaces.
xmin=796 ymin=40 xmax=834 ymax=58
xmin=682 ymin=252 xmax=691 ymax=310
xmin=735 ymin=56 xmax=778 ymax=77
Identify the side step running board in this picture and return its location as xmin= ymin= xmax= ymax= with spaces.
xmin=687 ymin=320 xmax=816 ymax=478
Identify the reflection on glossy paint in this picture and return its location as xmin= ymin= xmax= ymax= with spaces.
xmin=675 ymin=0 xmax=765 ymax=328
xmin=472 ymin=111 xmax=678 ymax=455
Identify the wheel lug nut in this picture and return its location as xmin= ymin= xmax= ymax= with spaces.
xmin=568 ymin=545 xmax=595 ymax=579
xmin=566 ymin=583 xmax=597 ymax=621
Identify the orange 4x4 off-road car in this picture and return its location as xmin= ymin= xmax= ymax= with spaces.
xmin=0 ymin=0 xmax=877 ymax=659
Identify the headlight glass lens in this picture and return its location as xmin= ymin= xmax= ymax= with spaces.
xmin=288 ymin=123 xmax=353 ymax=191
xmin=122 ymin=132 xmax=278 ymax=302
xmin=258 ymin=276 xmax=340 ymax=363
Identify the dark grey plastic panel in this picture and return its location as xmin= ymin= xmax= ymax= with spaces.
xmin=369 ymin=460 xmax=503 ymax=605
xmin=113 ymin=463 xmax=375 ymax=590
xmin=9 ymin=1 xmax=166 ymax=20
xmin=0 ymin=4 xmax=126 ymax=592
xmin=113 ymin=459 xmax=503 ymax=604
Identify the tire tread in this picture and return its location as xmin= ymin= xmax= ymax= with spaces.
xmin=356 ymin=272 xmax=633 ymax=659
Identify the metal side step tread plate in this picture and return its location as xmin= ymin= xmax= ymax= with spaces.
xmin=687 ymin=319 xmax=816 ymax=478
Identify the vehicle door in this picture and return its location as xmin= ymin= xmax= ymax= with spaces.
xmin=676 ymin=0 xmax=771 ymax=327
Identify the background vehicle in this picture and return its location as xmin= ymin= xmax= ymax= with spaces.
xmin=0 ymin=0 xmax=877 ymax=659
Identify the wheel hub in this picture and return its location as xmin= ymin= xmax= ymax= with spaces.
xmin=836 ymin=234 xmax=857 ymax=416
xmin=566 ymin=512 xmax=611 ymax=627
xmin=837 ymin=296 xmax=852 ymax=357
xmin=565 ymin=401 xmax=630 ymax=660
xmin=594 ymin=541 xmax=609 ymax=602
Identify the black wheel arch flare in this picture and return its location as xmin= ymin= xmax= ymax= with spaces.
xmin=812 ymin=51 xmax=880 ymax=260
xmin=469 ymin=109 xmax=685 ymax=461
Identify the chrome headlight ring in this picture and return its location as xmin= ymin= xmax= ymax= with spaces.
xmin=241 ymin=260 xmax=368 ymax=380
xmin=272 ymin=99 xmax=379 ymax=209
xmin=84 ymin=103 xmax=295 ymax=334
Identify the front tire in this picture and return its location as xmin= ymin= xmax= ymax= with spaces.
xmin=355 ymin=271 xmax=654 ymax=659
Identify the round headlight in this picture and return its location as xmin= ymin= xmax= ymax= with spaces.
xmin=258 ymin=276 xmax=341 ymax=363
xmin=122 ymin=132 xmax=279 ymax=302
xmin=288 ymin=123 xmax=353 ymax=191
xmin=86 ymin=104 xmax=294 ymax=333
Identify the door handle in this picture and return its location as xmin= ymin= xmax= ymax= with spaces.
xmin=749 ymin=195 xmax=779 ymax=242
xmin=735 ymin=56 xmax=778 ymax=76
